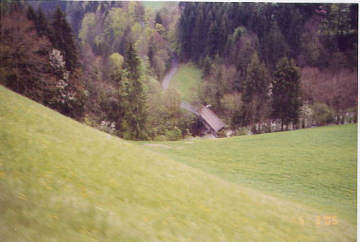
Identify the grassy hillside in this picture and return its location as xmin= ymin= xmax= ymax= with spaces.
xmin=0 ymin=85 xmax=356 ymax=241
xmin=141 ymin=125 xmax=357 ymax=225
xmin=169 ymin=63 xmax=202 ymax=103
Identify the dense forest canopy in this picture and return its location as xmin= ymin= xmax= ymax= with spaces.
xmin=0 ymin=1 xmax=358 ymax=139
xmin=178 ymin=2 xmax=357 ymax=131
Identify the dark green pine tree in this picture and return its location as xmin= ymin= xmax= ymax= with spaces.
xmin=120 ymin=43 xmax=147 ymax=140
xmin=155 ymin=12 xmax=162 ymax=25
xmin=147 ymin=45 xmax=154 ymax=68
xmin=27 ymin=6 xmax=51 ymax=39
xmin=206 ymin=22 xmax=219 ymax=57
xmin=51 ymin=7 xmax=78 ymax=71
xmin=178 ymin=3 xmax=195 ymax=60
xmin=26 ymin=5 xmax=37 ymax=23
xmin=36 ymin=8 xmax=51 ymax=38
xmin=242 ymin=53 xmax=269 ymax=103
xmin=190 ymin=7 xmax=204 ymax=62
xmin=242 ymin=53 xmax=270 ymax=126
xmin=271 ymin=57 xmax=301 ymax=130
xmin=124 ymin=43 xmax=141 ymax=81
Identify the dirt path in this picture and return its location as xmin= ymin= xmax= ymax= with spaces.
xmin=161 ymin=58 xmax=178 ymax=90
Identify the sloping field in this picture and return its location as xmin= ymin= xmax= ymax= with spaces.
xmin=0 ymin=85 xmax=356 ymax=241
xmin=142 ymin=125 xmax=357 ymax=227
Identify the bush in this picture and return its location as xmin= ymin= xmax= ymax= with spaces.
xmin=153 ymin=135 xmax=167 ymax=141
xmin=165 ymin=127 xmax=182 ymax=141
xmin=83 ymin=114 xmax=96 ymax=127
xmin=311 ymin=103 xmax=335 ymax=126
xmin=234 ymin=127 xmax=251 ymax=136
xmin=183 ymin=129 xmax=193 ymax=139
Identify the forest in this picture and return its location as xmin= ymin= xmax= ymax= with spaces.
xmin=0 ymin=1 xmax=358 ymax=140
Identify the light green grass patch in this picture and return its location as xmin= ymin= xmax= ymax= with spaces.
xmin=141 ymin=1 xmax=177 ymax=11
xmin=170 ymin=63 xmax=203 ymax=103
xmin=0 ymin=85 xmax=356 ymax=241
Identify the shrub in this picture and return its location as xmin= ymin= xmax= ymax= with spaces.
xmin=311 ymin=103 xmax=335 ymax=126
xmin=83 ymin=114 xmax=96 ymax=127
xmin=165 ymin=127 xmax=182 ymax=141
xmin=235 ymin=127 xmax=251 ymax=136
xmin=153 ymin=135 xmax=167 ymax=141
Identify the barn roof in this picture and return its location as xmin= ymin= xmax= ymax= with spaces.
xmin=197 ymin=106 xmax=225 ymax=132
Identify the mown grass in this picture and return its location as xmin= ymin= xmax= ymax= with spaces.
xmin=169 ymin=63 xmax=202 ymax=103
xmin=141 ymin=125 xmax=358 ymax=226
xmin=0 ymin=85 xmax=356 ymax=241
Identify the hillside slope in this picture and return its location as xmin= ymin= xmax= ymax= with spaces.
xmin=142 ymin=125 xmax=357 ymax=225
xmin=0 ymin=85 xmax=356 ymax=241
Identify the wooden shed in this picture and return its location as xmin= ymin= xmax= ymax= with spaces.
xmin=197 ymin=106 xmax=225 ymax=136
xmin=180 ymin=101 xmax=225 ymax=137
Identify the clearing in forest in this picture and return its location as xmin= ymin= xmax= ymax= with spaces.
xmin=169 ymin=63 xmax=203 ymax=103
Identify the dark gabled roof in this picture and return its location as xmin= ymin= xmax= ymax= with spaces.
xmin=197 ymin=106 xmax=225 ymax=132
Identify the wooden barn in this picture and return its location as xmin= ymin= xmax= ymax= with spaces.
xmin=180 ymin=102 xmax=225 ymax=137
xmin=197 ymin=106 xmax=225 ymax=136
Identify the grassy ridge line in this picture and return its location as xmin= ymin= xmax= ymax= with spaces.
xmin=140 ymin=124 xmax=357 ymax=225
xmin=0 ymin=86 xmax=355 ymax=241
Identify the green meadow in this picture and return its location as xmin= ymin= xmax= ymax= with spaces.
xmin=169 ymin=63 xmax=202 ymax=103
xmin=0 ymin=85 xmax=357 ymax=241
xmin=141 ymin=125 xmax=357 ymax=225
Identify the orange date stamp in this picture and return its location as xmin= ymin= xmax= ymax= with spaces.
xmin=295 ymin=215 xmax=338 ymax=226
xmin=315 ymin=215 xmax=338 ymax=225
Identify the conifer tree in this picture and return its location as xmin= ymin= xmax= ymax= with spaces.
xmin=124 ymin=43 xmax=141 ymax=81
xmin=207 ymin=23 xmax=218 ymax=57
xmin=155 ymin=12 xmax=162 ymax=25
xmin=242 ymin=53 xmax=270 ymax=126
xmin=26 ymin=5 xmax=37 ymax=23
xmin=36 ymin=8 xmax=51 ymax=38
xmin=271 ymin=57 xmax=301 ymax=130
xmin=119 ymin=42 xmax=147 ymax=140
xmin=51 ymin=6 xmax=78 ymax=71
xmin=242 ymin=53 xmax=269 ymax=103
xmin=27 ymin=6 xmax=51 ymax=39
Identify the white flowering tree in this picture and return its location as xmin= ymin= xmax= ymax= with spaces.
xmin=48 ymin=48 xmax=81 ymax=115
